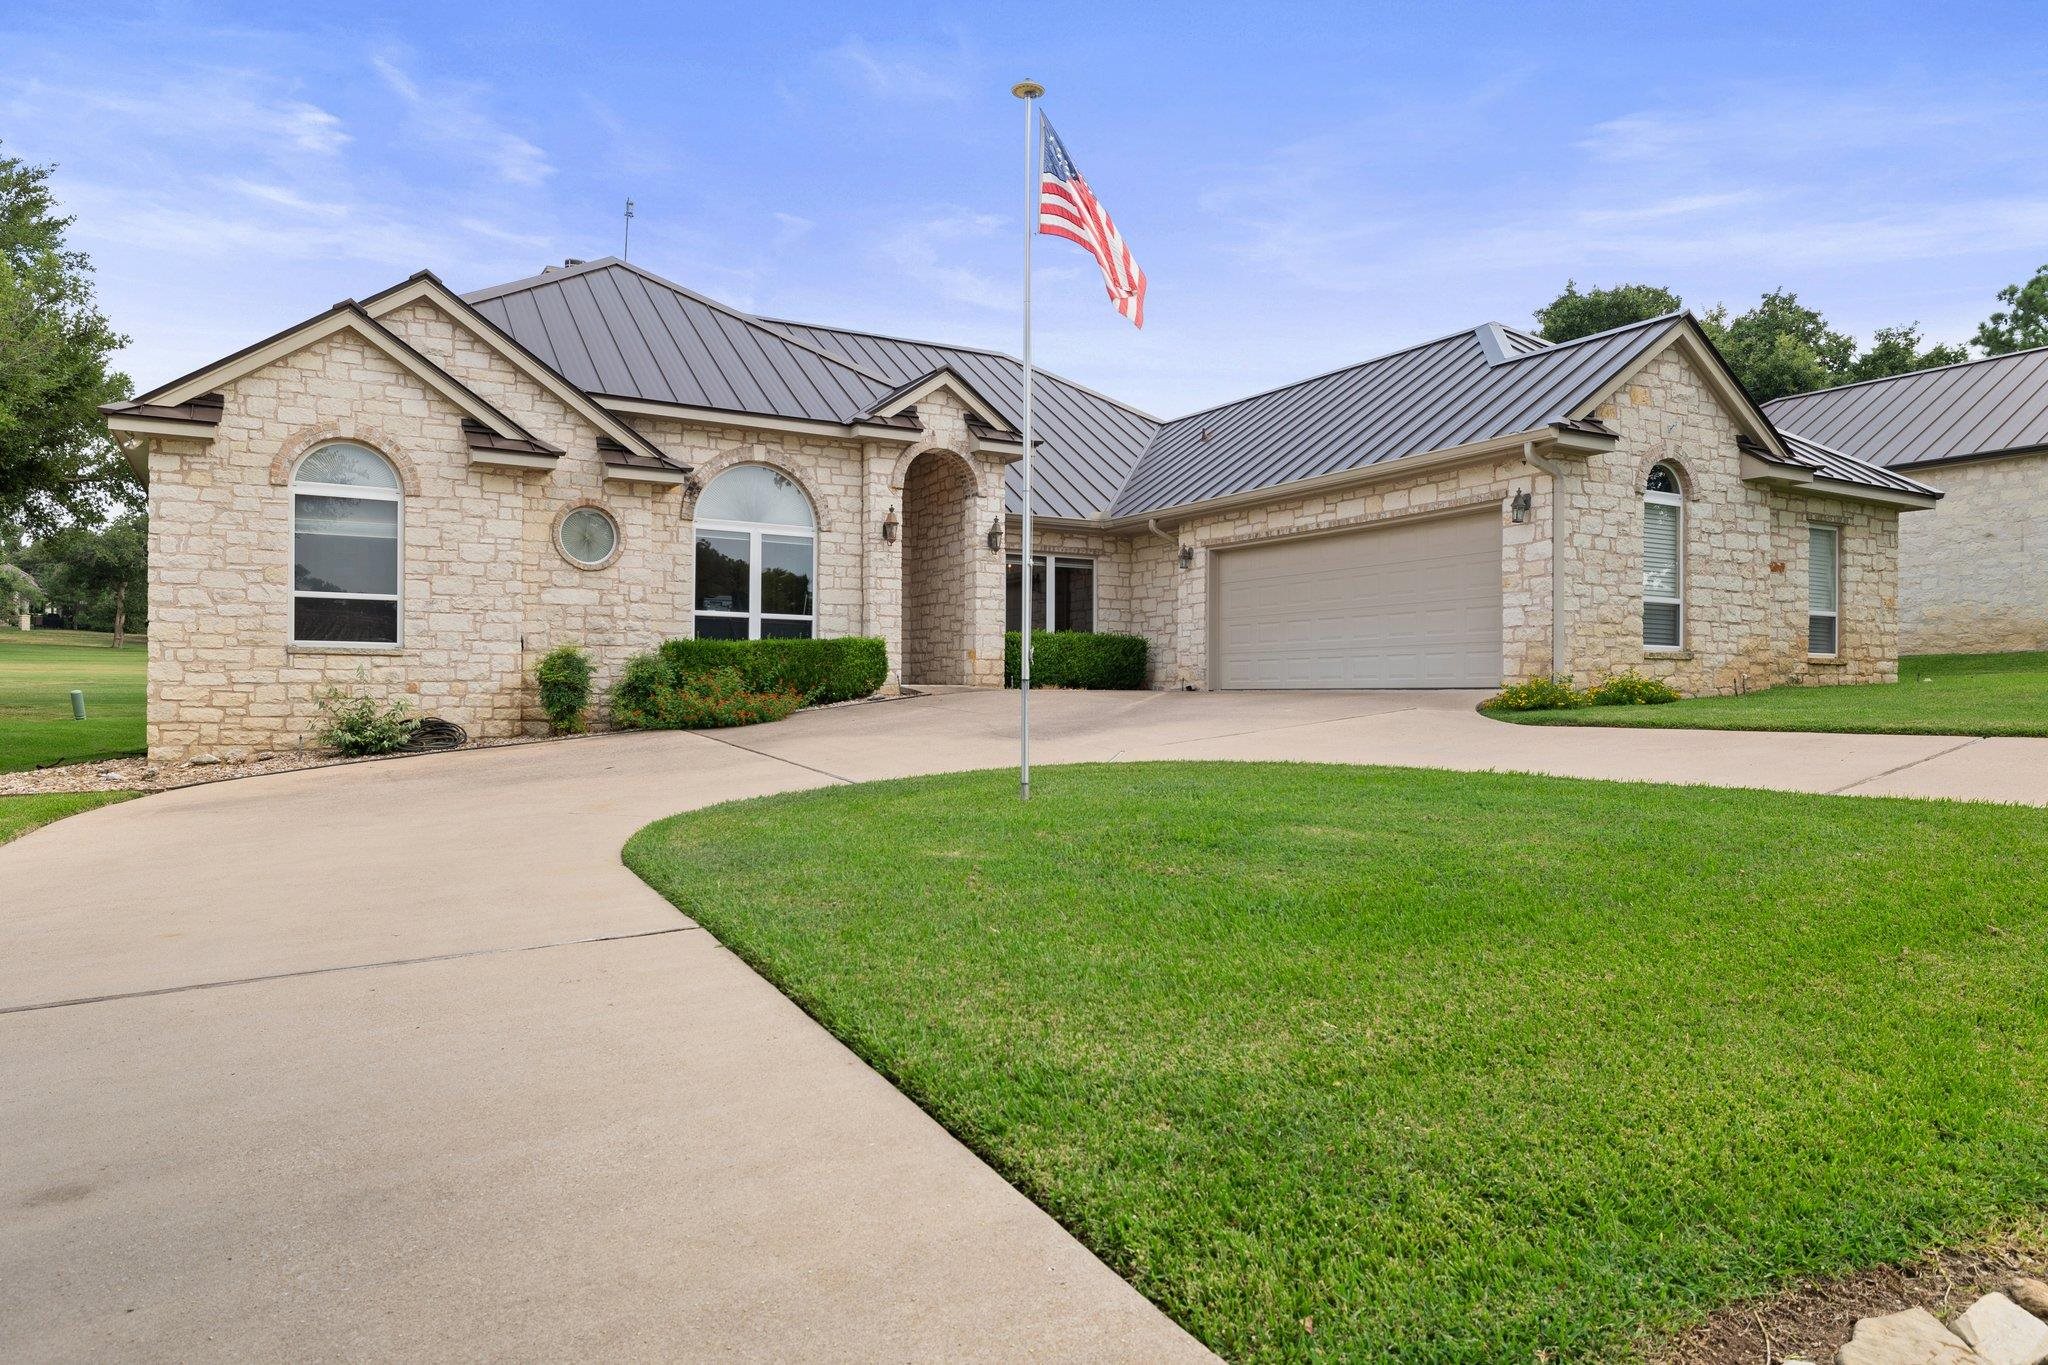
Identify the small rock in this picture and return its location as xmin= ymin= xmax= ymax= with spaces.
xmin=189 ymin=755 xmax=221 ymax=767
xmin=2012 ymin=1280 xmax=2048 ymax=1320
xmin=140 ymin=768 xmax=158 ymax=779
xmin=1836 ymin=1307 xmax=1980 ymax=1365
xmin=1954 ymin=1293 xmax=2048 ymax=1365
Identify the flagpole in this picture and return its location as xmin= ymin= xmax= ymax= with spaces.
xmin=1012 ymin=79 xmax=1043 ymax=802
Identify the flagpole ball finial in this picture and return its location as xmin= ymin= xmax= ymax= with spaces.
xmin=1011 ymin=80 xmax=1045 ymax=99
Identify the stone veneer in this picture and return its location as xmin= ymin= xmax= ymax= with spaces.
xmin=143 ymin=305 xmax=1005 ymax=759
xmin=1892 ymin=451 xmax=2048 ymax=654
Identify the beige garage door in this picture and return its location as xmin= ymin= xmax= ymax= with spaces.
xmin=1212 ymin=512 xmax=1503 ymax=689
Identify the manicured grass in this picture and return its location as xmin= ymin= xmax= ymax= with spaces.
xmin=626 ymin=763 xmax=2048 ymax=1363
xmin=0 ymin=791 xmax=136 ymax=845
xmin=1494 ymin=651 xmax=2048 ymax=737
xmin=0 ymin=628 xmax=147 ymax=772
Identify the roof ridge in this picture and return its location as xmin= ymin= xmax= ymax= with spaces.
xmin=463 ymin=257 xmax=900 ymax=389
xmin=755 ymin=313 xmax=1161 ymax=424
xmin=1489 ymin=311 xmax=1682 ymax=364
xmin=1762 ymin=341 xmax=2040 ymax=407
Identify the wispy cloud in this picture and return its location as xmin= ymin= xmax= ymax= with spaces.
xmin=371 ymin=51 xmax=552 ymax=186
xmin=874 ymin=210 xmax=1006 ymax=309
xmin=816 ymin=36 xmax=971 ymax=102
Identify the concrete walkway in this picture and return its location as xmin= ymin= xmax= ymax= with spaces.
xmin=4 ymin=692 xmax=2044 ymax=1362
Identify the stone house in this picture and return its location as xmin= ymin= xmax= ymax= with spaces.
xmin=1764 ymin=347 xmax=2048 ymax=655
xmin=104 ymin=258 xmax=1936 ymax=760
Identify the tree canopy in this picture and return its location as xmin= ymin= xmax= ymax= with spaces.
xmin=1974 ymin=265 xmax=2048 ymax=356
xmin=0 ymin=143 xmax=133 ymax=536
xmin=23 ymin=512 xmax=147 ymax=644
xmin=1533 ymin=281 xmax=1683 ymax=344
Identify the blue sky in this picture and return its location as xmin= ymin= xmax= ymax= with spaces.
xmin=5 ymin=1 xmax=2046 ymax=416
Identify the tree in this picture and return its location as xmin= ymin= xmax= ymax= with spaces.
xmin=1697 ymin=289 xmax=1856 ymax=402
xmin=1843 ymin=324 xmax=1969 ymax=384
xmin=0 ymin=143 xmax=134 ymax=535
xmin=0 ymin=561 xmax=42 ymax=630
xmin=30 ymin=513 xmax=146 ymax=646
xmin=1974 ymin=265 xmax=2048 ymax=356
xmin=1534 ymin=280 xmax=1684 ymax=343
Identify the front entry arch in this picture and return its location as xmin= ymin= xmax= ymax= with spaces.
xmin=900 ymin=450 xmax=977 ymax=685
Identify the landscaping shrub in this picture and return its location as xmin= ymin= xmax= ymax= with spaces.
xmin=610 ymin=653 xmax=804 ymax=730
xmin=535 ymin=644 xmax=593 ymax=734
xmin=657 ymin=636 xmax=886 ymax=705
xmin=1002 ymin=631 xmax=1149 ymax=690
xmin=1584 ymin=671 xmax=1682 ymax=706
xmin=1483 ymin=676 xmax=1585 ymax=712
xmin=313 ymin=683 xmax=418 ymax=755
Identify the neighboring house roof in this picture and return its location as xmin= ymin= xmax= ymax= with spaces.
xmin=760 ymin=317 xmax=1158 ymax=520
xmin=1763 ymin=345 xmax=2048 ymax=469
xmin=1109 ymin=315 xmax=1677 ymax=518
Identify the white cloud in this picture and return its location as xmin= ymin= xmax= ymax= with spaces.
xmin=818 ymin=36 xmax=970 ymax=102
xmin=370 ymin=52 xmax=553 ymax=186
xmin=874 ymin=210 xmax=1007 ymax=310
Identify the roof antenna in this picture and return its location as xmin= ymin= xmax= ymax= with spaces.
xmin=622 ymin=197 xmax=635 ymax=261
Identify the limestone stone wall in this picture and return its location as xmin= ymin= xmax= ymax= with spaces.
xmin=903 ymin=451 xmax=976 ymax=684
xmin=142 ymin=314 xmax=1006 ymax=757
xmin=1893 ymin=452 xmax=2048 ymax=654
xmin=1568 ymin=346 xmax=1903 ymax=690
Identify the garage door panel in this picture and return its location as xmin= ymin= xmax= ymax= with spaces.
xmin=1214 ymin=512 xmax=1502 ymax=690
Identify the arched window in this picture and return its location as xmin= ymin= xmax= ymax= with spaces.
xmin=693 ymin=465 xmax=815 ymax=639
xmin=292 ymin=442 xmax=401 ymax=645
xmin=1642 ymin=462 xmax=1683 ymax=649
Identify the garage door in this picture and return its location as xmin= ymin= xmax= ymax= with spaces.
xmin=1212 ymin=512 xmax=1503 ymax=689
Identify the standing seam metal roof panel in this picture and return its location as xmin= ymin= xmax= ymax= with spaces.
xmin=1763 ymin=346 xmax=2048 ymax=467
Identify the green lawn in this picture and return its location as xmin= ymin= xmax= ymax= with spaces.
xmin=0 ymin=790 xmax=136 ymax=845
xmin=626 ymin=763 xmax=2048 ymax=1363
xmin=0 ymin=628 xmax=147 ymax=772
xmin=1495 ymin=651 xmax=2048 ymax=737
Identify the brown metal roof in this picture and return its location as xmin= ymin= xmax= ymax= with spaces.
xmin=1763 ymin=346 xmax=2048 ymax=469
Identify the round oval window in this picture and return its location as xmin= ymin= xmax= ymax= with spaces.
xmin=559 ymin=506 xmax=618 ymax=566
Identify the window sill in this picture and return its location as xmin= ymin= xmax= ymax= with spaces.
xmin=1643 ymin=648 xmax=1692 ymax=661
xmin=1807 ymin=655 xmax=1846 ymax=667
xmin=288 ymin=643 xmax=405 ymax=656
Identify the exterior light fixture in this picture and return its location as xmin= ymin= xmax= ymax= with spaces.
xmin=1510 ymin=489 xmax=1533 ymax=524
xmin=987 ymin=517 xmax=1004 ymax=551
xmin=1178 ymin=545 xmax=1194 ymax=569
xmin=881 ymin=506 xmax=898 ymax=542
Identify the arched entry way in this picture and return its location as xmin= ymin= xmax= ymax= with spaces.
xmin=900 ymin=449 xmax=976 ymax=685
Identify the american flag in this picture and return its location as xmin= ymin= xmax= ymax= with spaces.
xmin=1038 ymin=116 xmax=1147 ymax=328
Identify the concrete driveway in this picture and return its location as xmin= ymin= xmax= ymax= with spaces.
xmin=5 ymin=690 xmax=2045 ymax=1362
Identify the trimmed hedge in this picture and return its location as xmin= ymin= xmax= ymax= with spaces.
xmin=1003 ymin=631 xmax=1149 ymax=690
xmin=611 ymin=659 xmax=804 ymax=730
xmin=657 ymin=636 xmax=887 ymax=705
xmin=535 ymin=644 xmax=593 ymax=734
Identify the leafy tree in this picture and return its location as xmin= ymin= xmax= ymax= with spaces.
xmin=1699 ymin=289 xmax=1856 ymax=402
xmin=1974 ymin=264 xmax=2048 ymax=356
xmin=1843 ymin=324 xmax=1969 ymax=384
xmin=29 ymin=513 xmax=146 ymax=646
xmin=0 ymin=143 xmax=133 ymax=535
xmin=1534 ymin=281 xmax=1684 ymax=342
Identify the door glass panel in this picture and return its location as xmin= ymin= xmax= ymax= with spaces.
xmin=760 ymin=533 xmax=814 ymax=616
xmin=294 ymin=495 xmax=397 ymax=595
xmin=695 ymin=531 xmax=751 ymax=612
xmin=1055 ymin=558 xmax=1095 ymax=632
xmin=693 ymin=614 xmax=748 ymax=640
xmin=1005 ymin=555 xmax=1047 ymax=632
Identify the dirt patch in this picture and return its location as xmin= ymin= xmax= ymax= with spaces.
xmin=1653 ymin=1231 xmax=2048 ymax=1363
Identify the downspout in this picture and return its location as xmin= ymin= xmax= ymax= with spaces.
xmin=1522 ymin=441 xmax=1568 ymax=679
xmin=1144 ymin=517 xmax=1173 ymax=544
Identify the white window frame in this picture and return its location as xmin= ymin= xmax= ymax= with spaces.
xmin=1006 ymin=552 xmax=1098 ymax=633
xmin=290 ymin=449 xmax=403 ymax=649
xmin=1807 ymin=523 xmax=1840 ymax=658
xmin=1643 ymin=468 xmax=1684 ymax=651
xmin=693 ymin=517 xmax=817 ymax=640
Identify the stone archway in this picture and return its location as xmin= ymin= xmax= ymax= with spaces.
xmin=900 ymin=449 xmax=977 ymax=685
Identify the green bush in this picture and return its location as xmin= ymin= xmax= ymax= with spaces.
xmin=1484 ymin=676 xmax=1586 ymax=713
xmin=610 ymin=654 xmax=804 ymax=730
xmin=1584 ymin=671 xmax=1682 ymax=706
xmin=313 ymin=683 xmax=419 ymax=755
xmin=1002 ymin=631 xmax=1149 ymax=690
xmin=658 ymin=636 xmax=886 ymax=705
xmin=535 ymin=644 xmax=593 ymax=734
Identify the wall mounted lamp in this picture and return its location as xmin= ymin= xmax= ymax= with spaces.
xmin=987 ymin=517 xmax=1004 ymax=551
xmin=1178 ymin=545 xmax=1195 ymax=569
xmin=1510 ymin=489 xmax=1533 ymax=524
xmin=881 ymin=506 xmax=898 ymax=542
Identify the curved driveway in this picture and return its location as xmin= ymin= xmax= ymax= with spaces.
xmin=5 ymin=690 xmax=2044 ymax=1361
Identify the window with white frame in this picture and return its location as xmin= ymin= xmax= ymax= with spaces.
xmin=292 ymin=442 xmax=401 ymax=645
xmin=693 ymin=465 xmax=816 ymax=639
xmin=1006 ymin=553 xmax=1095 ymax=632
xmin=1808 ymin=524 xmax=1840 ymax=656
xmin=1642 ymin=463 xmax=1684 ymax=649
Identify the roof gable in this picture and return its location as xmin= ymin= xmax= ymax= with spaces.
xmin=861 ymin=367 xmax=1020 ymax=434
